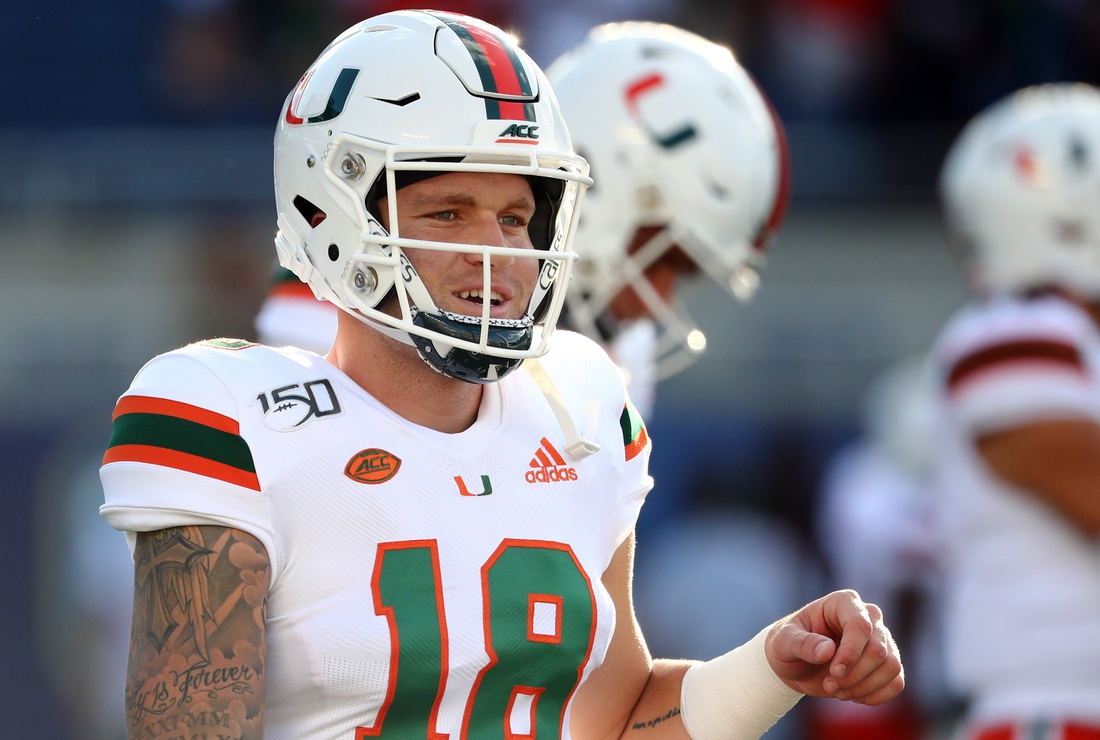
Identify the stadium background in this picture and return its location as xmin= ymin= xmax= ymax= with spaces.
xmin=2 ymin=0 xmax=1098 ymax=737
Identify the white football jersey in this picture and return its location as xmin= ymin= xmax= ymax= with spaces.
xmin=931 ymin=293 xmax=1100 ymax=721
xmin=100 ymin=331 xmax=652 ymax=740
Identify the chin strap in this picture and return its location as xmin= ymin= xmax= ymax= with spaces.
xmin=275 ymin=215 xmax=319 ymax=288
xmin=360 ymin=313 xmax=418 ymax=347
xmin=524 ymin=359 xmax=601 ymax=460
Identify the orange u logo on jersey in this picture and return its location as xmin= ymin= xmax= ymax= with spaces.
xmin=456 ymin=475 xmax=493 ymax=496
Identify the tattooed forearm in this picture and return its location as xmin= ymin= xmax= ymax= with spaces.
xmin=126 ymin=526 xmax=268 ymax=740
xmin=631 ymin=707 xmax=681 ymax=731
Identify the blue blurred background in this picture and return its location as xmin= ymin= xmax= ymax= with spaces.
xmin=4 ymin=0 xmax=1099 ymax=738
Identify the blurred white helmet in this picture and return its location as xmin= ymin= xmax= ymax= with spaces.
xmin=941 ymin=83 xmax=1100 ymax=299
xmin=547 ymin=23 xmax=790 ymax=378
xmin=862 ymin=356 xmax=937 ymax=479
xmin=273 ymin=11 xmax=591 ymax=383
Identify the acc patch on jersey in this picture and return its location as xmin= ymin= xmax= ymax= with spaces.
xmin=256 ymin=379 xmax=341 ymax=432
xmin=345 ymin=448 xmax=401 ymax=484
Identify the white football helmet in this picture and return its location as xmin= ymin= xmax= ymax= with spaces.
xmin=547 ymin=23 xmax=790 ymax=378
xmin=273 ymin=11 xmax=591 ymax=383
xmin=941 ymin=83 xmax=1100 ymax=299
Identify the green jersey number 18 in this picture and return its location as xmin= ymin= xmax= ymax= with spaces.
xmin=357 ymin=539 xmax=597 ymax=740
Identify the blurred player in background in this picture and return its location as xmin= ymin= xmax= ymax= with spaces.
xmin=546 ymin=21 xmax=789 ymax=418
xmin=812 ymin=357 xmax=948 ymax=739
xmin=932 ymin=84 xmax=1100 ymax=739
xmin=255 ymin=21 xmax=790 ymax=421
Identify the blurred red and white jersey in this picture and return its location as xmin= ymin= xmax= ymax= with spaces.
xmin=931 ymin=292 xmax=1100 ymax=723
xmin=254 ymin=268 xmax=338 ymax=356
xmin=818 ymin=443 xmax=938 ymax=624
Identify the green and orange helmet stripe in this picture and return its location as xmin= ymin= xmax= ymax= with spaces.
xmin=619 ymin=401 xmax=649 ymax=462
xmin=104 ymin=395 xmax=260 ymax=491
xmin=433 ymin=12 xmax=537 ymax=122
xmin=286 ymin=67 xmax=361 ymax=125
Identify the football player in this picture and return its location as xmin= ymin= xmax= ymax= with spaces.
xmin=933 ymin=83 xmax=1100 ymax=739
xmin=102 ymin=11 xmax=902 ymax=740
xmin=252 ymin=22 xmax=788 ymax=419
xmin=547 ymin=22 xmax=788 ymax=416
xmin=812 ymin=357 xmax=944 ymax=739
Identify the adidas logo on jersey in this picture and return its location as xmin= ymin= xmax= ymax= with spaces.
xmin=525 ymin=437 xmax=578 ymax=483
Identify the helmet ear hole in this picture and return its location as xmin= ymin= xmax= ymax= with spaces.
xmin=294 ymin=195 xmax=327 ymax=228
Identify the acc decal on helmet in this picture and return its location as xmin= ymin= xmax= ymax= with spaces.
xmin=273 ymin=11 xmax=591 ymax=383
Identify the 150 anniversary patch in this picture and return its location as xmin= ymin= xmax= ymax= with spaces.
xmin=256 ymin=379 xmax=341 ymax=431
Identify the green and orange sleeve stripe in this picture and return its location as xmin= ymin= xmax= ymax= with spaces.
xmin=103 ymin=395 xmax=260 ymax=491
xmin=619 ymin=401 xmax=649 ymax=462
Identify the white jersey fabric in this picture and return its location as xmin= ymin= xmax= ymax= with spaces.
xmin=100 ymin=331 xmax=652 ymax=740
xmin=607 ymin=318 xmax=657 ymax=422
xmin=931 ymin=293 xmax=1100 ymax=722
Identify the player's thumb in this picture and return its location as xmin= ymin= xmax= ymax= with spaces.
xmin=773 ymin=622 xmax=836 ymax=666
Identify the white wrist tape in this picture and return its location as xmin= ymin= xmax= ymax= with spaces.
xmin=679 ymin=624 xmax=803 ymax=740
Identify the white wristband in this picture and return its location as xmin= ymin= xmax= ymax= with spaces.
xmin=679 ymin=624 xmax=803 ymax=740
